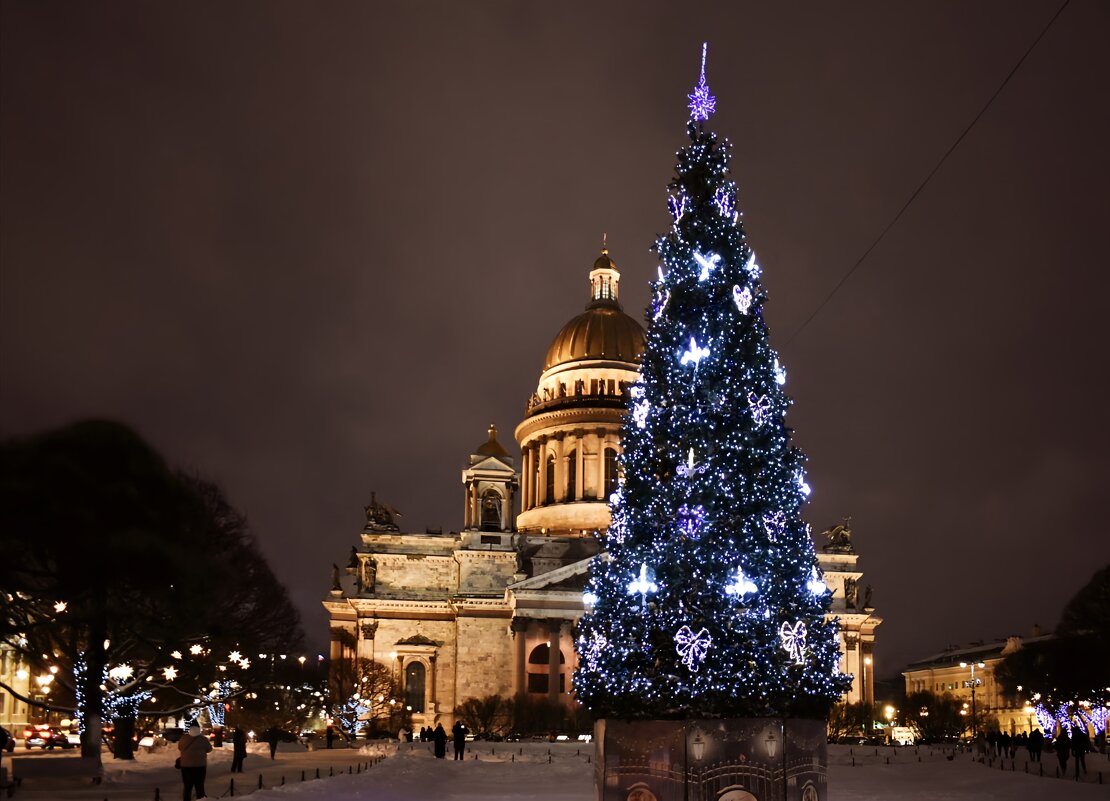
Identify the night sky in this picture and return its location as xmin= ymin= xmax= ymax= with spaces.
xmin=3 ymin=1 xmax=1108 ymax=681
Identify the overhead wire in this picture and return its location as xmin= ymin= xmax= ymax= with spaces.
xmin=785 ymin=0 xmax=1072 ymax=345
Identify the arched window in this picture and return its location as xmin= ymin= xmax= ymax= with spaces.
xmin=404 ymin=661 xmax=425 ymax=712
xmin=566 ymin=449 xmax=577 ymax=501
xmin=603 ymin=447 xmax=619 ymax=498
xmin=480 ymin=489 xmax=502 ymax=531
xmin=545 ymin=454 xmax=555 ymax=505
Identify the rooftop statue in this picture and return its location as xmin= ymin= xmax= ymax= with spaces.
xmin=363 ymin=491 xmax=401 ymax=532
xmin=822 ymin=516 xmax=855 ymax=553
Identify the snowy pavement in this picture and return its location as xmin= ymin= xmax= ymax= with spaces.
xmin=5 ymin=741 xmax=1109 ymax=800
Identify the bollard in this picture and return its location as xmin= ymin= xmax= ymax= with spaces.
xmin=302 ymin=770 xmax=306 ymax=781
xmin=851 ymin=757 xmax=855 ymax=767
xmin=474 ymin=753 xmax=478 ymax=760
xmin=577 ymin=749 xmax=580 ymax=756
xmin=492 ymin=747 xmax=495 ymax=755
xmin=229 ymin=779 xmax=235 ymax=796
xmin=155 ymin=789 xmax=161 ymax=801
xmin=512 ymin=754 xmax=515 ymax=762
xmin=258 ymin=774 xmax=263 ymax=790
xmin=349 ymin=765 xmax=352 ymax=774
xmin=281 ymin=776 xmax=285 ymax=785
xmin=519 ymin=747 xmax=523 ymax=756
xmin=918 ymin=756 xmax=921 ymax=762
xmin=316 ymin=768 xmax=320 ymax=779
xmin=549 ymin=754 xmax=552 ymax=764
xmin=885 ymin=757 xmax=889 ymax=765
xmin=588 ymin=755 xmax=591 ymax=764
xmin=330 ymin=767 xmax=334 ymax=777
xmin=357 ymin=763 xmax=361 ymax=774
xmin=874 ymin=748 xmax=879 ymax=757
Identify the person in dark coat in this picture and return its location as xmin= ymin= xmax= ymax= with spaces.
xmin=452 ymin=720 xmax=467 ymax=760
xmin=433 ymin=723 xmax=447 ymax=759
xmin=265 ymin=727 xmax=280 ymax=760
xmin=230 ymin=728 xmax=247 ymax=773
xmin=1053 ymin=731 xmax=1070 ymax=775
xmin=1072 ymin=727 xmax=1089 ymax=777
xmin=1029 ymin=728 xmax=1043 ymax=762
xmin=325 ymin=725 xmax=335 ymax=749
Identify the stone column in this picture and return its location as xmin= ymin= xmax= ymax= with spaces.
xmin=547 ymin=619 xmax=562 ymax=703
xmin=594 ymin=430 xmax=607 ymax=499
xmin=429 ymin=654 xmax=438 ymax=712
xmin=574 ymin=434 xmax=585 ymax=501
xmin=537 ymin=439 xmax=549 ymax=506
xmin=511 ymin=618 xmax=528 ymax=698
xmin=521 ymin=445 xmax=531 ymax=511
xmin=553 ymin=434 xmax=566 ymax=503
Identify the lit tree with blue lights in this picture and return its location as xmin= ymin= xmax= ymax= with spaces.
xmin=575 ymin=45 xmax=850 ymax=720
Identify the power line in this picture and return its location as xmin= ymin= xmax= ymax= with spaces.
xmin=785 ymin=0 xmax=1072 ymax=345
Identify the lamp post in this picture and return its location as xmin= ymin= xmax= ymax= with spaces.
xmin=960 ymin=661 xmax=986 ymax=738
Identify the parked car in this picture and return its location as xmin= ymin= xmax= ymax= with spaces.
xmin=22 ymin=724 xmax=73 ymax=750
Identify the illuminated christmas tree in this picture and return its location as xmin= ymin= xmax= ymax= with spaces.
xmin=575 ymin=45 xmax=850 ymax=720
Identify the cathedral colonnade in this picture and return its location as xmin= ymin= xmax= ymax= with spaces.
xmin=520 ymin=430 xmax=621 ymax=512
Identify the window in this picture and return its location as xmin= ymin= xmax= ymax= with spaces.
xmin=603 ymin=447 xmax=619 ymax=498
xmin=545 ymin=454 xmax=555 ymax=504
xmin=566 ymin=449 xmax=577 ymax=500
xmin=404 ymin=662 xmax=426 ymax=712
xmin=480 ymin=489 xmax=502 ymax=531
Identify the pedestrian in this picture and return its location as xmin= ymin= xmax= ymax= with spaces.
xmin=1053 ymin=731 xmax=1070 ymax=776
xmin=452 ymin=720 xmax=467 ymax=761
xmin=1029 ymin=728 xmax=1043 ymax=762
xmin=178 ymin=724 xmax=212 ymax=801
xmin=397 ymin=727 xmax=407 ymax=743
xmin=1072 ymin=726 xmax=1089 ymax=778
xmin=326 ymin=725 xmax=335 ymax=749
xmin=266 ymin=727 xmax=280 ymax=760
xmin=230 ymin=728 xmax=247 ymax=773
xmin=1000 ymin=731 xmax=1011 ymax=759
xmin=0 ymin=725 xmax=12 ymax=785
xmin=433 ymin=723 xmax=447 ymax=759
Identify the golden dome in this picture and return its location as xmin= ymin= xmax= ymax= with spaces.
xmin=475 ymin=424 xmax=510 ymax=457
xmin=543 ymin=303 xmax=645 ymax=370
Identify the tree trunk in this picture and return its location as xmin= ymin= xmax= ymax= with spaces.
xmin=112 ymin=716 xmax=136 ymax=760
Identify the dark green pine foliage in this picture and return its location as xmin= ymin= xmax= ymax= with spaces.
xmin=574 ymin=57 xmax=850 ymax=721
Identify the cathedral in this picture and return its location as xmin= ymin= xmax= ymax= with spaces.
xmin=322 ymin=248 xmax=881 ymax=731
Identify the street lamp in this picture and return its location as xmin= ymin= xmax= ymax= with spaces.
xmin=960 ymin=661 xmax=986 ymax=738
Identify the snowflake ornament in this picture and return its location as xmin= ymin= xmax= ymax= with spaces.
xmin=681 ymin=337 xmax=711 ymax=367
xmin=687 ymin=43 xmax=716 ymax=121
xmin=724 ymin=567 xmax=758 ymax=598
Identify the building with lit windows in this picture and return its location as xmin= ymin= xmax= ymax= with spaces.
xmin=902 ymin=633 xmax=1050 ymax=735
xmin=323 ymin=247 xmax=881 ymax=731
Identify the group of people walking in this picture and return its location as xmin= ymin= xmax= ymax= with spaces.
xmin=409 ymin=721 xmax=469 ymax=760
xmin=976 ymin=726 xmax=1092 ymax=779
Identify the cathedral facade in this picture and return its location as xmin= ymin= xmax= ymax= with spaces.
xmin=322 ymin=248 xmax=880 ymax=731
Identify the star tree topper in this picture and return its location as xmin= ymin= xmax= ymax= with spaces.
xmin=688 ymin=42 xmax=716 ymax=121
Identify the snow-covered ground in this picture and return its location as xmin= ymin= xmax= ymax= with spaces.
xmin=6 ymin=741 xmax=1109 ymax=800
